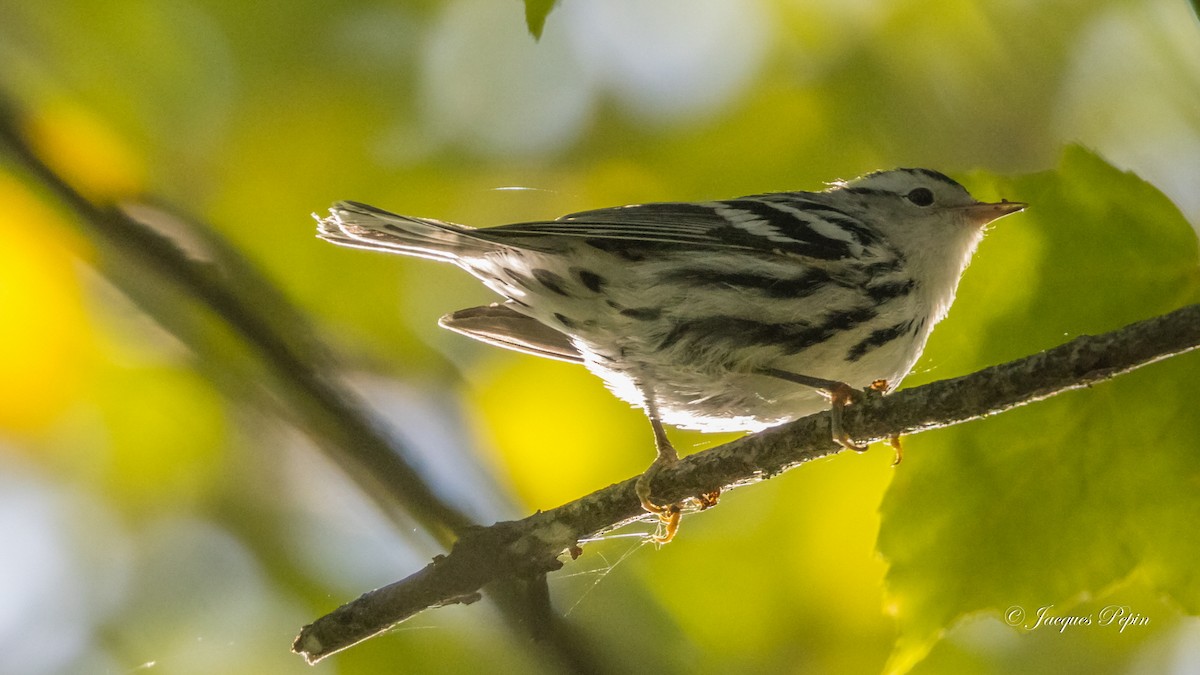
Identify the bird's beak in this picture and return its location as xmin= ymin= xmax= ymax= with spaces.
xmin=961 ymin=200 xmax=1026 ymax=227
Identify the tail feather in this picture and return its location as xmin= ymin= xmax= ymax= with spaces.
xmin=317 ymin=200 xmax=494 ymax=262
xmin=440 ymin=303 xmax=583 ymax=363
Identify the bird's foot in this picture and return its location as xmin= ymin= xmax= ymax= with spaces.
xmin=828 ymin=382 xmax=869 ymax=452
xmin=635 ymin=454 xmax=684 ymax=544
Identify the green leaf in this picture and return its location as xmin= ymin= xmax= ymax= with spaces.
xmin=879 ymin=146 xmax=1200 ymax=673
xmin=524 ymin=0 xmax=559 ymax=40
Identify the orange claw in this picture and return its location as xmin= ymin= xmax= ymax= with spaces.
xmin=653 ymin=504 xmax=682 ymax=544
xmin=888 ymin=434 xmax=903 ymax=466
xmin=696 ymin=488 xmax=721 ymax=510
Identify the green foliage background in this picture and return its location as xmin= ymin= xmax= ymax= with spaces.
xmin=1 ymin=1 xmax=1198 ymax=674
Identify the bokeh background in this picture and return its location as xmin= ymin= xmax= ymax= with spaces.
xmin=2 ymin=1 xmax=1200 ymax=673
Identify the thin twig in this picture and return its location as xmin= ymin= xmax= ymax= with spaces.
xmin=293 ymin=303 xmax=1200 ymax=663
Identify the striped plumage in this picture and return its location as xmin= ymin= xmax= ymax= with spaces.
xmin=318 ymin=169 xmax=1022 ymax=435
xmin=319 ymin=168 xmax=1023 ymax=538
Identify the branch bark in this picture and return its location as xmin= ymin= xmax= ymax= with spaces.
xmin=293 ymin=303 xmax=1200 ymax=663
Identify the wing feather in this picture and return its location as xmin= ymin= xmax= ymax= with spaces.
xmin=473 ymin=197 xmax=870 ymax=260
xmin=321 ymin=195 xmax=880 ymax=261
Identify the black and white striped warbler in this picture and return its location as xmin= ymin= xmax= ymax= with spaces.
xmin=318 ymin=168 xmax=1024 ymax=541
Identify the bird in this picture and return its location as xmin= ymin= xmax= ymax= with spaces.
xmin=316 ymin=168 xmax=1025 ymax=541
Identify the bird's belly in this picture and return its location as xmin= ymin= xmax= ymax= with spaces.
xmin=467 ymin=249 xmax=936 ymax=433
xmin=579 ymin=307 xmax=930 ymax=433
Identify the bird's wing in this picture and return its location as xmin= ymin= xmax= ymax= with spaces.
xmin=439 ymin=304 xmax=583 ymax=363
xmin=474 ymin=198 xmax=873 ymax=260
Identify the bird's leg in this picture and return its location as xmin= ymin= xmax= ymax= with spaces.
xmin=758 ymin=368 xmax=869 ymax=451
xmin=634 ymin=396 xmax=683 ymax=543
xmin=635 ymin=414 xmax=679 ymax=514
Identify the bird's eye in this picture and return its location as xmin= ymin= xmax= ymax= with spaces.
xmin=905 ymin=187 xmax=935 ymax=207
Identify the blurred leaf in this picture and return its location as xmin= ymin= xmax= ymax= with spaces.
xmin=96 ymin=364 xmax=228 ymax=510
xmin=524 ymin=0 xmax=559 ymax=39
xmin=1 ymin=0 xmax=235 ymax=176
xmin=24 ymin=99 xmax=145 ymax=200
xmin=0 ymin=172 xmax=95 ymax=434
xmin=467 ymin=354 xmax=648 ymax=509
xmin=879 ymin=147 xmax=1200 ymax=673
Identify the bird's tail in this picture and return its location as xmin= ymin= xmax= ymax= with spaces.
xmin=316 ymin=200 xmax=495 ymax=262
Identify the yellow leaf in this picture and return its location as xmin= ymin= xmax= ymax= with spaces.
xmin=0 ymin=173 xmax=94 ymax=434
xmin=24 ymin=100 xmax=145 ymax=201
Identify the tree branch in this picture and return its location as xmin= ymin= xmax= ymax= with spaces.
xmin=293 ymin=303 xmax=1200 ymax=663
